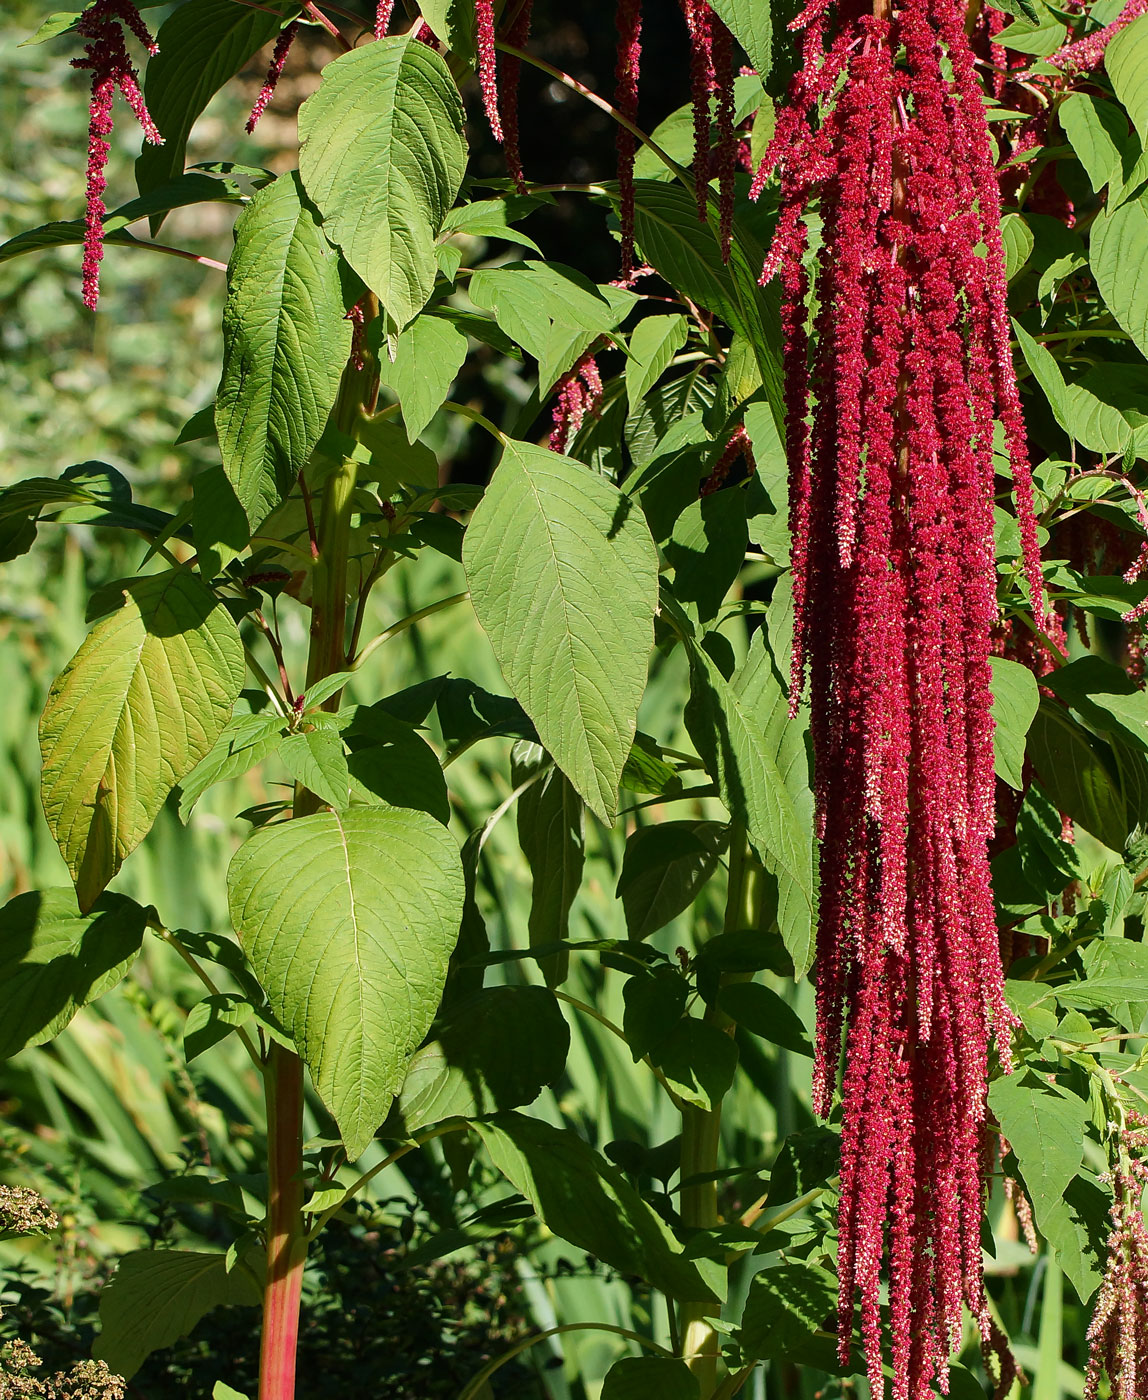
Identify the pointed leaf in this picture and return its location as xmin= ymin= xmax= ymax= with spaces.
xmin=1091 ymin=192 xmax=1148 ymax=360
xmin=602 ymin=1358 xmax=700 ymax=1400
xmin=215 ymin=171 xmax=350 ymax=535
xmin=513 ymin=742 xmax=585 ymax=987
xmin=227 ymin=807 xmax=464 ymax=1158
xmin=0 ymin=890 xmax=149 ymax=1058
xmin=989 ymin=1072 xmax=1088 ymax=1235
xmin=298 ymin=36 xmax=467 ymax=328
xmin=708 ymin=0 xmax=772 ymax=77
xmin=94 ymin=1248 xmax=262 ymax=1379
xmin=991 ymin=656 xmax=1040 ymax=789
xmin=463 ymin=440 xmax=659 ymax=824
xmin=40 ymin=570 xmax=245 ymax=909
xmin=625 ymin=314 xmax=689 ymax=412
xmin=380 ymin=314 xmax=469 ymax=441
xmin=1106 ymin=14 xmax=1148 ymax=146
xmin=617 ymin=820 xmax=730 ymax=939
xmin=474 ymin=1113 xmax=719 ymax=1302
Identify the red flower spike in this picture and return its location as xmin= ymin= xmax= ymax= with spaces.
xmin=71 ymin=0 xmax=163 ymax=310
xmin=752 ymin=0 xmax=1045 ymax=1390
xmin=500 ymin=0 xmax=534 ymax=192
xmin=711 ymin=14 xmax=736 ymax=260
xmin=682 ymin=0 xmax=714 ymax=220
xmin=549 ymin=352 xmax=603 ymax=454
xmin=476 ymin=0 xmax=502 ymax=142
xmin=374 ymin=0 xmax=395 ymax=39
xmin=246 ymin=22 xmax=298 ymax=134
xmin=615 ymin=0 xmax=642 ymax=277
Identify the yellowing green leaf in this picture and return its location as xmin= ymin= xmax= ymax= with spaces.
xmin=39 ymin=570 xmax=245 ymax=909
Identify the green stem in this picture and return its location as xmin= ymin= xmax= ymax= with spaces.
xmin=258 ymin=336 xmax=377 ymax=1400
xmin=678 ymin=826 xmax=762 ymax=1396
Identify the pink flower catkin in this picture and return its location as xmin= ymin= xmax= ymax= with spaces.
xmin=374 ymin=0 xmax=395 ymax=40
xmin=245 ymin=22 xmax=298 ymax=134
xmin=754 ymin=0 xmax=1045 ymax=1392
xmin=549 ymin=353 xmax=603 ymax=453
xmin=476 ymin=0 xmax=502 ymax=142
xmin=71 ymin=0 xmax=162 ymax=310
xmin=500 ymin=0 xmax=534 ymax=192
xmin=615 ymin=0 xmax=643 ymax=278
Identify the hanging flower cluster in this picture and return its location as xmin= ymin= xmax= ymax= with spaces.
xmin=1049 ymin=0 xmax=1148 ymax=70
xmin=245 ymin=22 xmax=299 ymax=134
xmin=549 ymin=352 xmax=603 ymax=453
xmin=750 ymin=0 xmax=1045 ymax=1390
xmin=1087 ymin=1141 xmax=1148 ymax=1400
xmin=70 ymin=0 xmax=162 ymax=309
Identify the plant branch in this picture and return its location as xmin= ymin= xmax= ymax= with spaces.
xmin=350 ymin=591 xmax=469 ymax=670
xmin=553 ymin=991 xmax=684 ymax=1107
xmin=155 ymin=927 xmax=263 ymax=1070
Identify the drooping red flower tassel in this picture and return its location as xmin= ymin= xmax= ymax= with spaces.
xmin=71 ymin=0 xmax=163 ymax=310
xmin=1086 ymin=1144 xmax=1148 ymax=1400
xmin=681 ymin=0 xmax=715 ymax=220
xmin=615 ymin=0 xmax=643 ymax=278
xmin=245 ymin=22 xmax=298 ymax=134
xmin=476 ymin=0 xmax=502 ymax=142
xmin=710 ymin=12 xmax=736 ymax=260
xmin=500 ymin=0 xmax=534 ymax=192
xmin=374 ymin=0 xmax=395 ymax=39
xmin=549 ymin=353 xmax=603 ymax=453
xmin=753 ymin=0 xmax=1046 ymax=1391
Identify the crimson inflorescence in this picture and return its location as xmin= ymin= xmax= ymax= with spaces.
xmin=615 ymin=0 xmax=643 ymax=278
xmin=1087 ymin=1152 xmax=1148 ymax=1400
xmin=374 ymin=0 xmax=395 ymax=40
xmin=500 ymin=0 xmax=534 ymax=193
xmin=1049 ymin=0 xmax=1148 ymax=70
xmin=245 ymin=22 xmax=299 ymax=134
xmin=476 ymin=0 xmax=502 ymax=142
xmin=70 ymin=0 xmax=162 ymax=310
xmin=549 ymin=353 xmax=603 ymax=454
xmin=752 ymin=0 xmax=1045 ymax=1390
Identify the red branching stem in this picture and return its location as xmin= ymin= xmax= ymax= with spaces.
xmin=501 ymin=0 xmax=534 ymax=191
xmin=71 ymin=0 xmax=163 ymax=310
xmin=246 ymin=22 xmax=298 ymax=134
xmin=476 ymin=0 xmax=503 ymax=142
xmin=373 ymin=0 xmax=394 ymax=39
xmin=615 ymin=0 xmax=643 ymax=277
xmin=753 ymin=0 xmax=1046 ymax=1390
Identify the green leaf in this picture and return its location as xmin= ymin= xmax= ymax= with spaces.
xmin=468 ymin=261 xmax=636 ymax=395
xmin=353 ymin=416 xmax=441 ymax=497
xmin=991 ymin=656 xmax=1040 ymax=789
xmin=397 ymin=986 xmax=570 ymax=1131
xmin=0 ymin=462 xmax=169 ymax=536
xmin=439 ymin=194 xmax=545 ymax=251
xmin=0 ymin=890 xmax=149 ymax=1059
xmin=617 ymin=821 xmax=730 ymax=940
xmin=227 ymin=807 xmax=464 ymax=1158
xmin=1026 ymin=702 xmax=1129 ymax=851
xmin=1045 ymin=655 xmax=1148 ymax=752
xmin=738 ymin=1262 xmax=841 ymax=1368
xmin=279 ymin=728 xmax=350 ymax=811
xmin=651 ymin=1017 xmax=738 ymax=1110
xmin=184 ymin=993 xmax=255 ymax=1062
xmin=708 ymin=0 xmax=771 ymax=76
xmin=345 ymin=708 xmax=450 ymax=824
xmin=215 ymin=171 xmax=350 ymax=535
xmin=1040 ymin=1173 xmax=1108 ymax=1303
xmin=626 ymin=314 xmax=689 ymax=412
xmin=474 ymin=1113 xmax=719 ymax=1302
xmin=602 ymin=1357 xmax=700 ymax=1400
xmin=1091 ymin=192 xmax=1148 ymax=360
xmin=1105 ymin=14 xmax=1148 ymax=146
xmin=764 ymin=1126 xmax=840 ymax=1207
xmin=463 ymin=439 xmax=659 ymax=824
xmin=1056 ymin=936 xmax=1148 ymax=1009
xmin=379 ymin=314 xmax=469 ymax=442
xmin=1014 ymin=318 xmax=1072 ymax=430
xmin=40 ymin=570 xmax=245 ymax=910
xmin=1001 ymin=213 xmax=1034 ymax=280
xmin=93 ymin=1248 xmax=262 ymax=1379
xmin=178 ymin=713 xmax=285 ymax=821
xmin=666 ymin=490 xmax=749 ymax=622
xmin=988 ymin=1071 xmax=1088 ymax=1234
xmin=298 ymin=36 xmax=467 ymax=328
xmin=623 ymin=968 xmax=690 ymax=1059
xmin=513 ymin=742 xmax=585 ymax=988
xmin=684 ymin=630 xmax=815 ymax=976
xmin=1058 ymin=94 xmax=1130 ymax=193
xmin=136 ymin=0 xmax=287 ymax=216
xmin=720 ymin=981 xmax=813 ymax=1056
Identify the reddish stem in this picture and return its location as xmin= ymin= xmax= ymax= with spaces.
xmin=259 ymin=1045 xmax=306 ymax=1400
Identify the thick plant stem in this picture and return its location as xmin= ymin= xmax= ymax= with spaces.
xmin=257 ymin=335 xmax=376 ymax=1400
xmin=259 ymin=1044 xmax=306 ymax=1400
xmin=679 ymin=828 xmax=764 ymax=1396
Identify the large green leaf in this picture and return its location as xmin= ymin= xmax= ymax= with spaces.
xmin=397 ymin=985 xmax=570 ymax=1131
xmin=602 ymin=1358 xmax=700 ymax=1400
xmin=738 ymin=1262 xmax=842 ymax=1369
xmin=227 ymin=807 xmax=464 ymax=1158
xmin=215 ymin=171 xmax=350 ymax=537
xmin=1106 ymin=14 xmax=1148 ymax=146
xmin=298 ymin=36 xmax=466 ymax=328
xmin=0 ymin=890 xmax=149 ymax=1059
xmin=617 ymin=820 xmax=730 ymax=940
xmin=684 ymin=627 xmax=815 ymax=976
xmin=708 ymin=0 xmax=772 ymax=77
xmin=1026 ymin=702 xmax=1129 ymax=850
xmin=513 ymin=742 xmax=585 ymax=987
xmin=94 ymin=1248 xmax=262 ymax=1378
xmin=463 ymin=440 xmax=659 ymax=824
xmin=1058 ymin=94 xmax=1131 ymax=193
xmin=625 ymin=314 xmax=689 ymax=412
xmin=1045 ymin=655 xmax=1148 ymax=752
xmin=474 ymin=1113 xmax=719 ymax=1302
xmin=468 ymin=261 xmax=636 ymax=395
xmin=989 ymin=1072 xmax=1088 ymax=1235
xmin=1091 ymin=192 xmax=1148 ymax=359
xmin=991 ymin=656 xmax=1040 ymax=789
xmin=136 ymin=0 xmax=287 ymax=214
xmin=379 ymin=313 xmax=469 ymax=441
xmin=39 ymin=570 xmax=245 ymax=910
